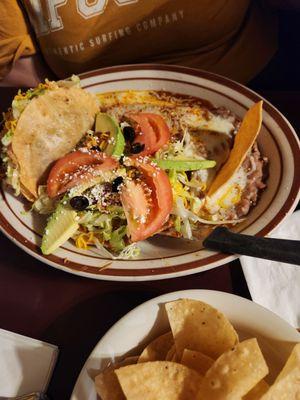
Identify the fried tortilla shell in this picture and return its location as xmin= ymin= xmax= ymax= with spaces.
xmin=11 ymin=86 xmax=99 ymax=199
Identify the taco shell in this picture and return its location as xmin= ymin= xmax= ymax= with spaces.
xmin=11 ymin=86 xmax=99 ymax=199
xmin=207 ymin=101 xmax=263 ymax=198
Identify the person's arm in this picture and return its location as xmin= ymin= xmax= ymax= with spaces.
xmin=0 ymin=54 xmax=54 ymax=87
xmin=0 ymin=0 xmax=53 ymax=87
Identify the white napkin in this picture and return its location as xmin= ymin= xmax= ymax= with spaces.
xmin=0 ymin=329 xmax=58 ymax=397
xmin=241 ymin=210 xmax=300 ymax=328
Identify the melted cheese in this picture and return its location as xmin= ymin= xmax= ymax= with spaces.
xmin=181 ymin=113 xmax=234 ymax=136
xmin=206 ymin=166 xmax=248 ymax=212
xmin=97 ymin=90 xmax=175 ymax=108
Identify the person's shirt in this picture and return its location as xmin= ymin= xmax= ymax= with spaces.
xmin=0 ymin=0 xmax=278 ymax=83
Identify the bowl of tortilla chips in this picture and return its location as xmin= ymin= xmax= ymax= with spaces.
xmin=0 ymin=65 xmax=299 ymax=280
xmin=70 ymin=290 xmax=300 ymax=399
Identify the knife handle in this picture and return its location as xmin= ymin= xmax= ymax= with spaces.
xmin=203 ymin=227 xmax=300 ymax=266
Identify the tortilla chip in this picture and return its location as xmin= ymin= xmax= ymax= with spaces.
xmin=95 ymin=369 xmax=124 ymax=400
xmin=12 ymin=86 xmax=99 ymax=198
xmin=181 ymin=349 xmax=214 ymax=375
xmin=20 ymin=183 xmax=36 ymax=202
xmin=259 ymin=343 xmax=300 ymax=400
xmin=95 ymin=356 xmax=138 ymax=400
xmin=122 ymin=356 xmax=139 ymax=364
xmin=165 ymin=344 xmax=176 ymax=361
xmin=171 ymin=350 xmax=179 ymax=362
xmin=138 ymin=331 xmax=174 ymax=363
xmin=115 ymin=361 xmax=202 ymax=400
xmin=165 ymin=299 xmax=238 ymax=359
xmin=198 ymin=338 xmax=269 ymax=399
xmin=208 ymin=101 xmax=263 ymax=197
xmin=274 ymin=342 xmax=300 ymax=383
xmin=243 ymin=379 xmax=269 ymax=400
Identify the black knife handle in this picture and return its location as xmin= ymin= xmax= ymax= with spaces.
xmin=203 ymin=227 xmax=300 ymax=266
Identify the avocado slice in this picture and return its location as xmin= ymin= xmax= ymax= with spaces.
xmin=95 ymin=113 xmax=125 ymax=157
xmin=41 ymin=204 xmax=79 ymax=255
xmin=153 ymin=159 xmax=216 ymax=171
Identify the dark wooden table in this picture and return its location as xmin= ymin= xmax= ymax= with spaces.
xmin=0 ymin=88 xmax=298 ymax=399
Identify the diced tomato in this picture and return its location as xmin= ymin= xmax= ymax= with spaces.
xmin=127 ymin=113 xmax=170 ymax=156
xmin=47 ymin=150 xmax=118 ymax=198
xmin=120 ymin=159 xmax=173 ymax=242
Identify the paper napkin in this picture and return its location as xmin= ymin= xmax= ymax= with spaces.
xmin=241 ymin=210 xmax=300 ymax=328
xmin=0 ymin=329 xmax=58 ymax=397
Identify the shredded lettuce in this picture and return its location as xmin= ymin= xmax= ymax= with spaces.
xmin=1 ymin=158 xmax=20 ymax=196
xmin=33 ymin=186 xmax=57 ymax=214
xmin=12 ymin=87 xmax=47 ymax=119
xmin=1 ymin=122 xmax=20 ymax=195
xmin=12 ymin=98 xmax=30 ymax=119
xmin=56 ymin=74 xmax=81 ymax=88
xmin=118 ymin=243 xmax=140 ymax=259
xmin=110 ymin=225 xmax=127 ymax=251
xmin=173 ymin=196 xmax=243 ymax=228
xmin=1 ymin=130 xmax=13 ymax=147
xmin=177 ymin=172 xmax=206 ymax=191
xmin=169 ymin=169 xmax=243 ymax=238
xmin=174 ymin=215 xmax=181 ymax=233
xmin=71 ymin=74 xmax=81 ymax=85
xmin=156 ymin=129 xmax=205 ymax=161
xmin=26 ymin=87 xmax=46 ymax=100
xmin=173 ymin=197 xmax=200 ymax=223
xmin=190 ymin=197 xmax=202 ymax=214
xmin=5 ymin=160 xmax=20 ymax=195
xmin=93 ymin=238 xmax=140 ymax=259
xmin=182 ymin=218 xmax=192 ymax=239
xmin=93 ymin=238 xmax=117 ymax=258
xmin=77 ymin=206 xmax=128 ymax=251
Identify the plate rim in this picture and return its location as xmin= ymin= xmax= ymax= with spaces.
xmin=70 ymin=289 xmax=300 ymax=400
xmin=0 ymin=64 xmax=299 ymax=281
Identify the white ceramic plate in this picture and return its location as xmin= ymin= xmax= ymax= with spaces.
xmin=1 ymin=65 xmax=299 ymax=281
xmin=70 ymin=289 xmax=300 ymax=400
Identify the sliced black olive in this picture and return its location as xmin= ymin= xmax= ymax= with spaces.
xmin=91 ymin=145 xmax=101 ymax=151
xmin=70 ymin=196 xmax=89 ymax=211
xmin=131 ymin=142 xmax=145 ymax=154
xmin=122 ymin=126 xmax=135 ymax=143
xmin=186 ymin=171 xmax=192 ymax=180
xmin=111 ymin=176 xmax=124 ymax=192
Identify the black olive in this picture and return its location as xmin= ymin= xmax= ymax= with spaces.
xmin=119 ymin=155 xmax=124 ymax=165
xmin=131 ymin=142 xmax=145 ymax=154
xmin=70 ymin=196 xmax=89 ymax=210
xmin=122 ymin=126 xmax=135 ymax=143
xmin=186 ymin=171 xmax=192 ymax=180
xmin=91 ymin=145 xmax=101 ymax=151
xmin=111 ymin=176 xmax=124 ymax=192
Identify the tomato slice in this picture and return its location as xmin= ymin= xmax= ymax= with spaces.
xmin=47 ymin=150 xmax=118 ymax=198
xmin=120 ymin=160 xmax=173 ymax=242
xmin=127 ymin=113 xmax=170 ymax=156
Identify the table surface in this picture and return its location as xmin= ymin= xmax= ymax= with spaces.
xmin=0 ymin=88 xmax=299 ymax=400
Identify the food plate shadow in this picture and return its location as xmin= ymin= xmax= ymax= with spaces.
xmin=40 ymin=289 xmax=154 ymax=400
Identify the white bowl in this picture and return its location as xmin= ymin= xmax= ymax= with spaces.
xmin=70 ymin=289 xmax=300 ymax=400
xmin=1 ymin=65 xmax=299 ymax=281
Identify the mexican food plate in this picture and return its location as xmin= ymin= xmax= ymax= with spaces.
xmin=0 ymin=65 xmax=299 ymax=281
